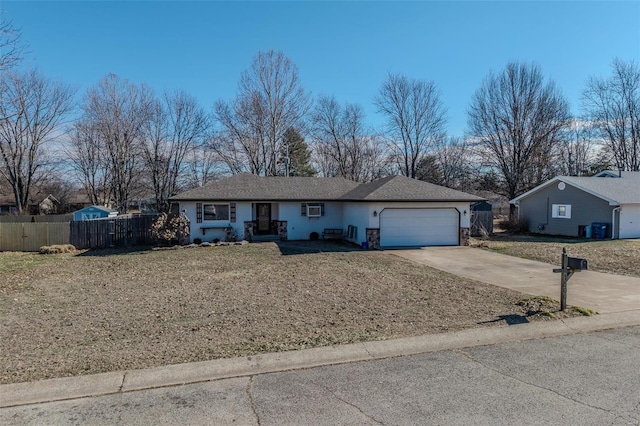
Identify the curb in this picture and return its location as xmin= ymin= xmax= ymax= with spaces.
xmin=2 ymin=309 xmax=640 ymax=408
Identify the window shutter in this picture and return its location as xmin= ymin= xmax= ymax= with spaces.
xmin=230 ymin=203 xmax=236 ymax=223
xmin=196 ymin=203 xmax=202 ymax=223
xmin=320 ymin=203 xmax=325 ymax=216
xmin=301 ymin=203 xmax=306 ymax=216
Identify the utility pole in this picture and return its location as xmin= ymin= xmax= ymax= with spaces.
xmin=285 ymin=143 xmax=290 ymax=177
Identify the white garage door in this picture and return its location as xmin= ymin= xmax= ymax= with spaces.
xmin=619 ymin=205 xmax=640 ymax=239
xmin=379 ymin=208 xmax=459 ymax=247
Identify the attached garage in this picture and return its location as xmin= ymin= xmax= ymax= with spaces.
xmin=379 ymin=208 xmax=459 ymax=247
xmin=619 ymin=205 xmax=640 ymax=239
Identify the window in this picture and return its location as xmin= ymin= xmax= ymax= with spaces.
xmin=302 ymin=203 xmax=325 ymax=217
xmin=307 ymin=204 xmax=322 ymax=217
xmin=552 ymin=204 xmax=571 ymax=219
xmin=203 ymin=204 xmax=229 ymax=221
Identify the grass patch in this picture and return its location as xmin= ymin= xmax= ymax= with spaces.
xmin=472 ymin=234 xmax=640 ymax=277
xmin=516 ymin=295 xmax=593 ymax=319
xmin=572 ymin=306 xmax=596 ymax=316
xmin=0 ymin=252 xmax=57 ymax=275
xmin=0 ymin=242 xmax=586 ymax=385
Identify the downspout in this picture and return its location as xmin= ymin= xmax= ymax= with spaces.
xmin=612 ymin=206 xmax=621 ymax=240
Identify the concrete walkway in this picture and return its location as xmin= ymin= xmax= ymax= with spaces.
xmin=391 ymin=246 xmax=640 ymax=314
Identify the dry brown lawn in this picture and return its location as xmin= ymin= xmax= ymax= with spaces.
xmin=1 ymin=241 xmax=582 ymax=385
xmin=472 ymin=233 xmax=640 ymax=277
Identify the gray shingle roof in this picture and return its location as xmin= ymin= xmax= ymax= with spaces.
xmin=561 ymin=172 xmax=640 ymax=204
xmin=171 ymin=173 xmax=484 ymax=202
xmin=338 ymin=175 xmax=485 ymax=202
xmin=511 ymin=171 xmax=640 ymax=204
xmin=171 ymin=173 xmax=360 ymax=201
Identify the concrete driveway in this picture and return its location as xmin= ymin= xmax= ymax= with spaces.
xmin=391 ymin=246 xmax=640 ymax=314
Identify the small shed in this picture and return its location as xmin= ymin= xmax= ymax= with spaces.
xmin=73 ymin=205 xmax=118 ymax=221
xmin=470 ymin=201 xmax=494 ymax=236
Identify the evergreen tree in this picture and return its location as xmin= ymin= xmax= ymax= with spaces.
xmin=281 ymin=127 xmax=316 ymax=177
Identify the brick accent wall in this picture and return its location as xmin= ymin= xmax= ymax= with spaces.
xmin=244 ymin=221 xmax=255 ymax=242
xmin=277 ymin=221 xmax=288 ymax=241
xmin=366 ymin=228 xmax=380 ymax=250
xmin=459 ymin=227 xmax=470 ymax=246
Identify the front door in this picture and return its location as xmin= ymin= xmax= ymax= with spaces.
xmin=256 ymin=203 xmax=271 ymax=234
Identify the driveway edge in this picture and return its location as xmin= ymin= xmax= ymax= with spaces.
xmin=3 ymin=310 xmax=640 ymax=408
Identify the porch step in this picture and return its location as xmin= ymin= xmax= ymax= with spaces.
xmin=251 ymin=235 xmax=280 ymax=243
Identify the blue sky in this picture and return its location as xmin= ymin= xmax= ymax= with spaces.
xmin=5 ymin=1 xmax=640 ymax=138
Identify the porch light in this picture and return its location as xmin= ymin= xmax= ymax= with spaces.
xmin=373 ymin=210 xmax=378 ymax=217
xmin=464 ymin=210 xmax=468 ymax=216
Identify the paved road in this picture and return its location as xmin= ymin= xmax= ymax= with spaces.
xmin=392 ymin=246 xmax=640 ymax=314
xmin=3 ymin=325 xmax=639 ymax=425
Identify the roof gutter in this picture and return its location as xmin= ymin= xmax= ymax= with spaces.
xmin=612 ymin=206 xmax=621 ymax=240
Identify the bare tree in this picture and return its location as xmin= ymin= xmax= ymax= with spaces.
xmin=556 ymin=119 xmax=597 ymax=176
xmin=0 ymin=19 xmax=25 ymax=71
xmin=77 ymin=73 xmax=154 ymax=213
xmin=184 ymin=144 xmax=223 ymax=189
xmin=67 ymin=119 xmax=112 ymax=206
xmin=311 ymin=95 xmax=389 ymax=181
xmin=212 ymin=101 xmax=260 ymax=174
xmin=468 ymin=62 xmax=570 ymax=217
xmin=374 ymin=73 xmax=447 ymax=178
xmin=582 ymin=58 xmax=640 ymax=171
xmin=434 ymin=137 xmax=475 ymax=190
xmin=0 ymin=70 xmax=74 ymax=213
xmin=142 ymin=90 xmax=209 ymax=212
xmin=214 ymin=50 xmax=311 ymax=176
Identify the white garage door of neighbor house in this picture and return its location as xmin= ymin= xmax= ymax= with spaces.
xmin=619 ymin=205 xmax=640 ymax=239
xmin=379 ymin=208 xmax=459 ymax=247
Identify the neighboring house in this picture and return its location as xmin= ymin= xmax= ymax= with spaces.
xmin=128 ymin=196 xmax=158 ymax=214
xmin=170 ymin=173 xmax=484 ymax=248
xmin=73 ymin=205 xmax=119 ymax=221
xmin=0 ymin=193 xmax=18 ymax=215
xmin=35 ymin=194 xmax=60 ymax=215
xmin=510 ymin=171 xmax=640 ymax=239
xmin=0 ymin=193 xmax=60 ymax=215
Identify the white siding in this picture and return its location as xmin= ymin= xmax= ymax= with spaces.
xmin=178 ymin=201 xmax=251 ymax=243
xmin=619 ymin=204 xmax=640 ymax=239
xmin=281 ymin=201 xmax=343 ymax=240
xmin=342 ymin=202 xmax=371 ymax=245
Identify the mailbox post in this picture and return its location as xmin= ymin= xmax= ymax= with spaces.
xmin=552 ymin=248 xmax=588 ymax=311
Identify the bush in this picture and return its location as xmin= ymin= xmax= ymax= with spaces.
xmin=150 ymin=213 xmax=190 ymax=245
xmin=193 ymin=238 xmax=202 ymax=245
xmin=40 ymin=244 xmax=76 ymax=254
xmin=310 ymin=231 xmax=319 ymax=241
xmin=498 ymin=216 xmax=528 ymax=233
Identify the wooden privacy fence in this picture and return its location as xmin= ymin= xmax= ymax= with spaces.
xmin=0 ymin=222 xmax=71 ymax=252
xmin=0 ymin=214 xmax=73 ymax=223
xmin=70 ymin=215 xmax=161 ymax=249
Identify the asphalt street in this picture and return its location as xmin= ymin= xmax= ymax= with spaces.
xmin=3 ymin=325 xmax=639 ymax=425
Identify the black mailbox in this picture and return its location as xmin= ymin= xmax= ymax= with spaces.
xmin=567 ymin=257 xmax=588 ymax=271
